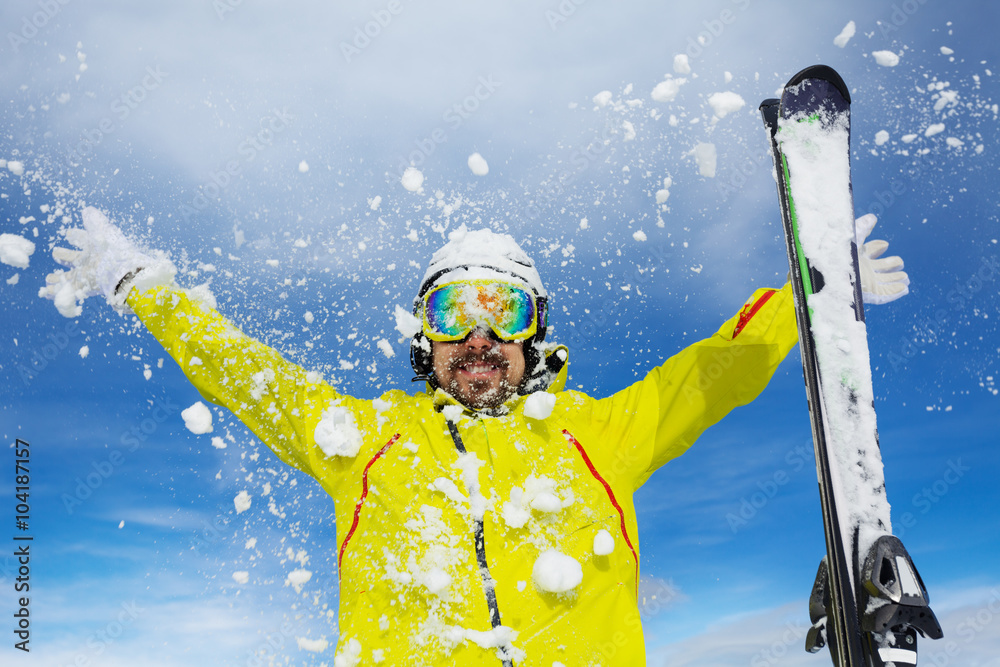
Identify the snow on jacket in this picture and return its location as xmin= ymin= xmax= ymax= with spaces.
xmin=128 ymin=282 xmax=797 ymax=666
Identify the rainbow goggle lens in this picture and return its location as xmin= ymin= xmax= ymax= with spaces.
xmin=421 ymin=280 xmax=539 ymax=342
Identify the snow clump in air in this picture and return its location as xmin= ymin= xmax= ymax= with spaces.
xmin=651 ymin=77 xmax=686 ymax=103
xmin=833 ymin=21 xmax=856 ymax=47
xmin=656 ymin=177 xmax=672 ymax=204
xmin=875 ymin=130 xmax=890 ymax=146
xmin=593 ymin=529 xmax=615 ymax=555
xmin=707 ymin=91 xmax=746 ymax=119
xmin=314 ymin=404 xmax=363 ymax=457
xmin=376 ymin=338 xmax=395 ymax=358
xmin=467 ymin=152 xmax=489 ymax=176
xmin=523 ymin=391 xmax=556 ymax=420
xmin=234 ymin=490 xmax=252 ymax=514
xmin=297 ymin=637 xmax=329 ymax=653
xmin=673 ymin=53 xmax=691 ymax=75
xmin=181 ymin=401 xmax=213 ymax=434
xmin=6 ymin=160 xmax=25 ymax=176
xmin=532 ymin=549 xmax=583 ymax=593
xmin=872 ymin=50 xmax=900 ymax=67
xmin=298 ymin=160 xmax=309 ymax=173
xmin=592 ymin=90 xmax=613 ymax=107
xmin=286 ymin=568 xmax=313 ymax=593
xmin=925 ymin=123 xmax=945 ymax=137
xmin=394 ymin=304 xmax=422 ymax=338
xmin=690 ymin=142 xmax=717 ymax=178
xmin=401 ymin=167 xmax=424 ymax=192
xmin=622 ymin=120 xmax=636 ymax=141
xmin=232 ymin=571 xmax=249 ymax=584
xmin=0 ymin=234 xmax=35 ymax=269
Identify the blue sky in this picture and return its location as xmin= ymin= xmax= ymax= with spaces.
xmin=1 ymin=0 xmax=998 ymax=664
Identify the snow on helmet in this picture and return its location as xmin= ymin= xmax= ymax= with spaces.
xmin=409 ymin=225 xmax=558 ymax=393
xmin=418 ymin=225 xmax=547 ymax=298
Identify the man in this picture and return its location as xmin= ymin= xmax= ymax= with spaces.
xmin=42 ymin=208 xmax=907 ymax=666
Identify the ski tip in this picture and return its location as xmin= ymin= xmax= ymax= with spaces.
xmin=759 ymin=99 xmax=780 ymax=135
xmin=784 ymin=65 xmax=851 ymax=103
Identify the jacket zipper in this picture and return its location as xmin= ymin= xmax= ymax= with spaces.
xmin=446 ymin=420 xmax=513 ymax=667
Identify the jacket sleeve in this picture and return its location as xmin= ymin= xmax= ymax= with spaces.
xmin=628 ymin=283 xmax=799 ymax=487
xmin=127 ymin=284 xmax=363 ymax=481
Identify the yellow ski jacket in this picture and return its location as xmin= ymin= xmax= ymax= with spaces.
xmin=129 ymin=282 xmax=797 ymax=666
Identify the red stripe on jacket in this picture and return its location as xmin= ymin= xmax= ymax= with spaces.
xmin=732 ymin=288 xmax=778 ymax=339
xmin=338 ymin=434 xmax=401 ymax=575
xmin=562 ymin=429 xmax=640 ymax=597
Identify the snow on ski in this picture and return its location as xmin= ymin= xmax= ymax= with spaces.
xmin=760 ymin=66 xmax=942 ymax=666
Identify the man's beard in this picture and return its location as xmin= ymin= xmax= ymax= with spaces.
xmin=443 ymin=349 xmax=518 ymax=410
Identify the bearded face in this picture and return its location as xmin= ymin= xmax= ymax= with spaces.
xmin=431 ymin=328 xmax=526 ymax=410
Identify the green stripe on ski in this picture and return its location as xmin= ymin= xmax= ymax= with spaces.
xmin=779 ymin=152 xmax=815 ymax=303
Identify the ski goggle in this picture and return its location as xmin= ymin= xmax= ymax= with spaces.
xmin=421 ymin=280 xmax=540 ymax=342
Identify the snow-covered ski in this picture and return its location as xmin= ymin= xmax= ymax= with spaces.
xmin=759 ymin=65 xmax=942 ymax=666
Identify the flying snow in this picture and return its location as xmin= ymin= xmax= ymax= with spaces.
xmin=523 ymin=391 xmax=556 ymax=420
xmin=593 ymin=529 xmax=615 ymax=556
xmin=181 ymin=401 xmax=213 ymax=434
xmin=286 ymin=568 xmax=313 ymax=593
xmin=0 ymin=234 xmax=35 ymax=269
xmin=673 ymin=54 xmax=691 ymax=75
xmin=314 ymin=404 xmax=363 ymax=457
xmin=872 ymin=50 xmax=900 ymax=67
xmin=401 ymin=167 xmax=424 ymax=192
xmin=689 ymin=142 xmax=717 ymax=178
xmin=532 ymin=549 xmax=583 ymax=593
xmin=593 ymin=90 xmax=613 ymax=107
xmin=651 ymin=77 xmax=686 ymax=103
xmin=394 ymin=304 xmax=421 ymax=338
xmin=377 ymin=338 xmax=395 ymax=358
xmin=833 ymin=21 xmax=856 ymax=48
xmin=925 ymin=123 xmax=945 ymax=137
xmin=707 ymin=91 xmax=746 ymax=119
xmin=234 ymin=490 xmax=252 ymax=514
xmin=467 ymin=152 xmax=489 ymax=176
xmin=297 ymin=637 xmax=330 ymax=653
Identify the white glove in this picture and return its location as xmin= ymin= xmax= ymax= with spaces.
xmin=39 ymin=206 xmax=176 ymax=317
xmin=855 ymin=213 xmax=909 ymax=305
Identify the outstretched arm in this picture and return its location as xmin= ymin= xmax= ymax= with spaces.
xmin=40 ymin=207 xmax=370 ymax=481
xmin=126 ymin=283 xmax=356 ymax=478
xmin=639 ymin=284 xmax=798 ymax=480
xmin=612 ymin=214 xmax=908 ymax=487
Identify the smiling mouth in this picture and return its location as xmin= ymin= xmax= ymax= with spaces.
xmin=456 ymin=362 xmax=502 ymax=377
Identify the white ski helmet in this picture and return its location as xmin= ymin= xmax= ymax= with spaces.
xmin=409 ymin=225 xmax=554 ymax=389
